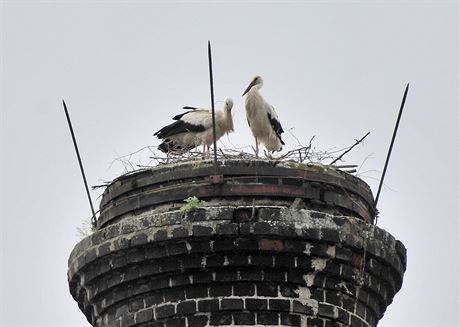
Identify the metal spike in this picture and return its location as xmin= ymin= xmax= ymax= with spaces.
xmin=62 ymin=100 xmax=97 ymax=227
xmin=374 ymin=83 xmax=410 ymax=222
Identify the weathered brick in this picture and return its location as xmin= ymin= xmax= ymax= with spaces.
xmin=245 ymin=298 xmax=268 ymax=310
xmin=115 ymin=304 xmax=129 ymax=318
xmin=213 ymin=239 xmax=235 ymax=252
xmin=257 ymin=312 xmax=279 ymax=325
xmin=144 ymin=294 xmax=162 ymax=308
xmin=164 ymin=288 xmax=185 ymax=302
xmin=321 ymin=229 xmax=341 ymax=243
xmin=192 ymin=225 xmax=213 ymax=237
xmin=281 ymin=313 xmax=301 ymax=327
xmin=292 ymin=300 xmax=314 ymax=314
xmin=84 ymin=248 xmax=97 ymax=264
xmin=182 ymin=256 xmax=203 ymax=269
xmin=135 ymin=308 xmax=153 ymax=323
xmin=324 ymin=262 xmax=341 ymax=276
xmin=209 ymin=284 xmax=231 ymax=297
xmin=233 ymin=312 xmax=255 ymax=325
xmin=257 ymin=283 xmax=277 ymax=297
xmin=170 ymin=274 xmax=191 ymax=287
xmin=280 ymin=284 xmax=299 ymax=297
xmin=131 ymin=233 xmax=148 ymax=246
xmin=129 ymin=298 xmax=144 ymax=312
xmin=186 ymin=285 xmax=208 ymax=298
xmin=167 ymin=242 xmax=189 ymax=256
xmin=210 ymin=312 xmax=232 ymax=325
xmin=139 ymin=263 xmax=158 ymax=277
xmin=108 ymin=318 xmax=121 ymax=327
xmin=160 ymin=257 xmax=181 ymax=272
xmin=98 ymin=242 xmax=112 ymax=257
xmin=233 ymin=283 xmax=255 ymax=296
xmin=351 ymin=315 xmax=365 ymax=327
xmin=176 ymin=300 xmax=196 ymax=315
xmin=221 ymin=298 xmax=244 ymax=310
xmin=155 ymin=304 xmax=175 ymax=319
xmin=215 ymin=270 xmax=238 ymax=282
xmin=146 ymin=246 xmax=167 ymax=259
xmin=269 ymin=299 xmax=290 ymax=311
xmin=251 ymin=255 xmax=273 ymax=267
xmin=275 ymin=255 xmax=295 ymax=268
xmin=342 ymin=295 xmax=356 ymax=312
xmin=216 ymin=223 xmax=238 ymax=235
xmin=171 ymin=227 xmax=189 ymax=238
xmin=186 ymin=209 xmax=206 ymax=222
xmin=120 ymin=313 xmax=135 ymax=327
xmin=318 ymin=303 xmax=338 ymax=319
xmin=165 ymin=318 xmax=186 ymax=327
xmin=238 ymin=222 xmax=252 ymax=234
xmin=233 ymin=208 xmax=256 ymax=222
xmin=240 ymin=269 xmax=263 ymax=281
xmin=308 ymin=317 xmax=326 ymax=327
xmin=227 ymin=254 xmax=249 ymax=266
xmin=149 ymin=276 xmax=169 ymax=290
xmin=259 ymin=239 xmax=284 ymax=252
xmin=192 ymin=271 xmax=213 ymax=284
xmin=335 ymin=247 xmax=353 ymax=262
xmin=188 ymin=315 xmax=208 ymax=327
xmin=287 ymin=270 xmax=305 ymax=284
xmin=235 ymin=238 xmax=259 ymax=250
xmin=311 ymin=243 xmax=331 ymax=258
xmin=253 ymin=222 xmax=272 ymax=235
xmin=285 ymin=240 xmax=307 ymax=253
xmin=198 ymin=299 xmax=219 ymax=312
xmin=154 ymin=230 xmax=168 ymax=241
xmin=258 ymin=208 xmax=281 ymax=221
xmin=277 ymin=225 xmax=297 ymax=237
xmin=264 ymin=270 xmax=286 ymax=282
xmin=206 ymin=254 xmax=225 ymax=266
xmin=189 ymin=240 xmax=212 ymax=253
xmin=325 ymin=291 xmax=342 ymax=307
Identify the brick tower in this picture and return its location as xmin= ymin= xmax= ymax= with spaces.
xmin=68 ymin=159 xmax=406 ymax=327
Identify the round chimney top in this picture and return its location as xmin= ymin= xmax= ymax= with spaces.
xmin=97 ymin=159 xmax=376 ymax=229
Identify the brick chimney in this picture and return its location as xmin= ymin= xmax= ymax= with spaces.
xmin=68 ymin=159 xmax=406 ymax=327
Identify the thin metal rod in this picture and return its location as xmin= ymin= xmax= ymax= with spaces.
xmin=62 ymin=100 xmax=97 ymax=226
xmin=207 ymin=40 xmax=218 ymax=174
xmin=374 ymin=83 xmax=410 ymax=212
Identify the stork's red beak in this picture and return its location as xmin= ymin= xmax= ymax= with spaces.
xmin=242 ymin=79 xmax=257 ymax=96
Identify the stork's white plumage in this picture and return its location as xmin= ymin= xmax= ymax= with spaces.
xmin=243 ymin=76 xmax=284 ymax=157
xmin=154 ymin=97 xmax=234 ymax=154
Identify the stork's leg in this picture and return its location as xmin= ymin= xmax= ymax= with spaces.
xmin=202 ymin=145 xmax=206 ymax=153
xmin=255 ymin=137 xmax=259 ymax=158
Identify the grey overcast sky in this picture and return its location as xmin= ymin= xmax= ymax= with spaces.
xmin=0 ymin=1 xmax=458 ymax=326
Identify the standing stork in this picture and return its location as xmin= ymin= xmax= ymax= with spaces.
xmin=154 ymin=97 xmax=234 ymax=154
xmin=243 ymin=76 xmax=284 ymax=157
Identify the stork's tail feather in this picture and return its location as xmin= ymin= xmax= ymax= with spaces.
xmin=158 ymin=140 xmax=195 ymax=154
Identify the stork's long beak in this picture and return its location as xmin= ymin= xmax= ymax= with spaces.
xmin=242 ymin=79 xmax=257 ymax=96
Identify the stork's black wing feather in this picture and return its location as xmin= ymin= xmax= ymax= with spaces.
xmin=154 ymin=119 xmax=206 ymax=139
xmin=267 ymin=112 xmax=285 ymax=145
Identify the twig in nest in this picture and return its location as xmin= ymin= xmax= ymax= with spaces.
xmin=330 ymin=132 xmax=370 ymax=165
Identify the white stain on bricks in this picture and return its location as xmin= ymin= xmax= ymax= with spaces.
xmin=296 ymin=286 xmax=319 ymax=315
xmin=303 ymin=242 xmax=313 ymax=255
xmin=311 ymin=258 xmax=327 ymax=271
xmin=303 ymin=273 xmax=316 ymax=287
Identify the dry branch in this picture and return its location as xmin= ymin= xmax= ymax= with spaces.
xmin=330 ymin=132 xmax=370 ymax=165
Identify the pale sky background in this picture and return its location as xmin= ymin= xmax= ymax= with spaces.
xmin=0 ymin=1 xmax=458 ymax=326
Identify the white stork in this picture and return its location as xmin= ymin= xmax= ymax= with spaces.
xmin=243 ymin=76 xmax=284 ymax=157
xmin=154 ymin=97 xmax=234 ymax=154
